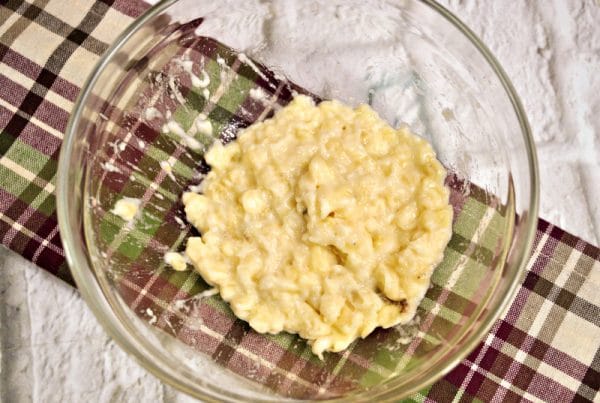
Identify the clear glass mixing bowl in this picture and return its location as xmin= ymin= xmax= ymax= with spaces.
xmin=57 ymin=0 xmax=539 ymax=401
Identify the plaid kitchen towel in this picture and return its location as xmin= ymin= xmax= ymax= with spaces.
xmin=0 ymin=0 xmax=599 ymax=402
xmin=0 ymin=0 xmax=146 ymax=282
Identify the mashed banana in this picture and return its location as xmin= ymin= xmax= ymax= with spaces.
xmin=183 ymin=95 xmax=452 ymax=358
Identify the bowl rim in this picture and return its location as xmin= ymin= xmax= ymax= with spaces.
xmin=57 ymin=0 xmax=540 ymax=401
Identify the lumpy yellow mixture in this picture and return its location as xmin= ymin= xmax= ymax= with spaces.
xmin=183 ymin=95 xmax=452 ymax=358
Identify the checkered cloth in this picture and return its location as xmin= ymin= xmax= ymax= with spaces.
xmin=0 ymin=0 xmax=598 ymax=401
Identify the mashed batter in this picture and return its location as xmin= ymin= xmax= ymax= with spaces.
xmin=183 ymin=95 xmax=452 ymax=358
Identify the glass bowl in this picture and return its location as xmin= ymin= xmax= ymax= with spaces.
xmin=57 ymin=0 xmax=539 ymax=401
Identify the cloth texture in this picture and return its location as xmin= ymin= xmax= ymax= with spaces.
xmin=0 ymin=0 xmax=598 ymax=402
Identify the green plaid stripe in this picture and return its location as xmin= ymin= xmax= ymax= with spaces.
xmin=1 ymin=0 xmax=599 ymax=401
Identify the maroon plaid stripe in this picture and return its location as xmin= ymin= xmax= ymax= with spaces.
xmin=0 ymin=43 xmax=80 ymax=102
xmin=108 ymin=0 xmax=149 ymax=18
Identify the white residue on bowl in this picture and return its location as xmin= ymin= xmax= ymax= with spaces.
xmin=174 ymin=216 xmax=186 ymax=229
xmin=168 ymin=75 xmax=187 ymax=105
xmin=125 ymin=161 xmax=142 ymax=173
xmin=175 ymin=57 xmax=211 ymax=89
xmin=145 ymin=308 xmax=158 ymax=325
xmin=159 ymin=160 xmax=177 ymax=181
xmin=111 ymin=197 xmax=141 ymax=222
xmin=192 ymin=113 xmax=213 ymax=136
xmin=175 ymin=57 xmax=193 ymax=71
xmin=162 ymin=120 xmax=202 ymax=150
xmin=144 ymin=106 xmax=163 ymax=121
xmin=386 ymin=314 xmax=422 ymax=352
xmin=101 ymin=161 xmax=121 ymax=173
xmin=170 ymin=288 xmax=218 ymax=331
xmin=108 ymin=141 xmax=122 ymax=154
xmin=172 ymin=288 xmax=219 ymax=315
xmin=249 ymin=87 xmax=268 ymax=102
xmin=197 ymin=288 xmax=219 ymax=298
xmin=193 ymin=70 xmax=210 ymax=88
